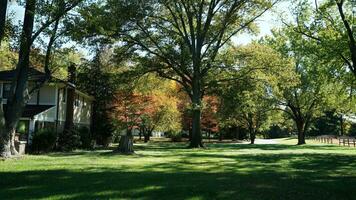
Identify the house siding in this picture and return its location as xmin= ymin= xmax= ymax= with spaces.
xmin=0 ymin=81 xmax=93 ymax=134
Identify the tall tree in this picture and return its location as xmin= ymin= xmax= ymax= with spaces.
xmin=72 ymin=0 xmax=277 ymax=147
xmin=0 ymin=0 xmax=8 ymax=46
xmin=291 ymin=0 xmax=356 ymax=77
xmin=124 ymin=0 xmax=277 ymax=147
xmin=0 ymin=0 xmax=83 ymax=158
xmin=77 ymin=49 xmax=120 ymax=147
xmin=265 ymin=28 xmax=344 ymax=145
xmin=218 ymin=43 xmax=292 ymax=144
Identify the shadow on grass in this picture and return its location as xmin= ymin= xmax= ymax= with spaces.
xmin=1 ymin=166 xmax=356 ymax=200
xmin=3 ymin=142 xmax=356 ymax=200
xmin=0 ymin=144 xmax=356 ymax=200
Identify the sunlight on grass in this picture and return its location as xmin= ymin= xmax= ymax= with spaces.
xmin=1 ymin=138 xmax=356 ymax=200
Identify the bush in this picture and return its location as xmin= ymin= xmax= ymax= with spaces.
xmin=264 ymin=125 xmax=290 ymax=139
xmin=167 ymin=131 xmax=182 ymax=142
xmin=31 ymin=129 xmax=57 ymax=153
xmin=57 ymin=128 xmax=81 ymax=152
xmin=349 ymin=123 xmax=356 ymax=136
xmin=78 ymin=126 xmax=93 ymax=149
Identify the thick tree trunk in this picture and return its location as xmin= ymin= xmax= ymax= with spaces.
xmin=0 ymin=0 xmax=8 ymax=46
xmin=189 ymin=78 xmax=203 ymax=148
xmin=144 ymin=130 xmax=150 ymax=143
xmin=190 ymin=107 xmax=202 ymax=147
xmin=1 ymin=0 xmax=36 ymax=157
xmin=249 ymin=128 xmax=256 ymax=144
xmin=118 ymin=129 xmax=134 ymax=154
xmin=10 ymin=129 xmax=18 ymax=154
xmin=0 ymin=104 xmax=11 ymax=158
xmin=296 ymin=120 xmax=306 ymax=145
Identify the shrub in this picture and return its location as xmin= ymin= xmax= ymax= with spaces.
xmin=349 ymin=123 xmax=356 ymax=136
xmin=167 ymin=131 xmax=182 ymax=142
xmin=57 ymin=128 xmax=81 ymax=152
xmin=78 ymin=126 xmax=93 ymax=149
xmin=264 ymin=125 xmax=290 ymax=139
xmin=31 ymin=129 xmax=57 ymax=153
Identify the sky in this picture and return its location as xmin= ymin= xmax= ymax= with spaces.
xmin=7 ymin=1 xmax=293 ymax=54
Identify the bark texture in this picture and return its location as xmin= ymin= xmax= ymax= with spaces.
xmin=1 ymin=0 xmax=36 ymax=157
xmin=118 ymin=135 xmax=134 ymax=154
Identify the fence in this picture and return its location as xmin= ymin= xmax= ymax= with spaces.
xmin=313 ymin=135 xmax=356 ymax=147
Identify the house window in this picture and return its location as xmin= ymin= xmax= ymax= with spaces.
xmin=2 ymin=83 xmax=11 ymax=99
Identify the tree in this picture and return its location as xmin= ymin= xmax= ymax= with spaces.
xmin=114 ymin=89 xmax=148 ymax=153
xmin=0 ymin=0 xmax=8 ymax=46
xmin=217 ymin=43 xmax=290 ymax=144
xmin=290 ymin=0 xmax=356 ymax=77
xmin=73 ymin=0 xmax=277 ymax=148
xmin=0 ymin=0 xmax=83 ymax=158
xmin=135 ymin=74 xmax=182 ymax=142
xmin=77 ymin=48 xmax=121 ymax=146
xmin=114 ymin=73 xmax=181 ymax=152
xmin=201 ymin=96 xmax=219 ymax=140
xmin=265 ymin=28 xmax=345 ymax=145
xmin=0 ymin=42 xmax=17 ymax=70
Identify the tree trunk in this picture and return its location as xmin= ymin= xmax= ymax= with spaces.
xmin=296 ymin=120 xmax=306 ymax=145
xmin=10 ymin=129 xmax=18 ymax=154
xmin=1 ymin=0 xmax=36 ymax=158
xmin=118 ymin=129 xmax=134 ymax=154
xmin=189 ymin=80 xmax=203 ymax=148
xmin=0 ymin=104 xmax=11 ymax=158
xmin=0 ymin=0 xmax=8 ymax=46
xmin=144 ymin=129 xmax=150 ymax=143
xmin=190 ymin=108 xmax=202 ymax=147
xmin=118 ymin=135 xmax=134 ymax=153
xmin=250 ymin=128 xmax=256 ymax=144
xmin=117 ymin=128 xmax=134 ymax=154
xmin=139 ymin=127 xmax=142 ymax=140
xmin=219 ymin=131 xmax=223 ymax=141
xmin=340 ymin=115 xmax=344 ymax=136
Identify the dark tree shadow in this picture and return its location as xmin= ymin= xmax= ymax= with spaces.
xmin=1 ymin=142 xmax=356 ymax=200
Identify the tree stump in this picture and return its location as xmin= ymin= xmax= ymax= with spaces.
xmin=118 ymin=135 xmax=134 ymax=154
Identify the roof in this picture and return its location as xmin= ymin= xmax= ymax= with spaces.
xmin=0 ymin=68 xmax=56 ymax=82
xmin=0 ymin=68 xmax=93 ymax=100
xmin=3 ymin=105 xmax=54 ymax=118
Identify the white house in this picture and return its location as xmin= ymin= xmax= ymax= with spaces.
xmin=0 ymin=68 xmax=94 ymax=143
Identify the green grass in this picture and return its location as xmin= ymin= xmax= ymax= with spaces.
xmin=1 ymin=138 xmax=356 ymax=200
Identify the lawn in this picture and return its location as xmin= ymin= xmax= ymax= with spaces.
xmin=1 ymin=138 xmax=356 ymax=200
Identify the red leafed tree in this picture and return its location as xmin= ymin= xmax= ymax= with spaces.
xmin=201 ymin=96 xmax=220 ymax=139
xmin=113 ymin=90 xmax=149 ymax=136
xmin=113 ymin=89 xmax=150 ymax=153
